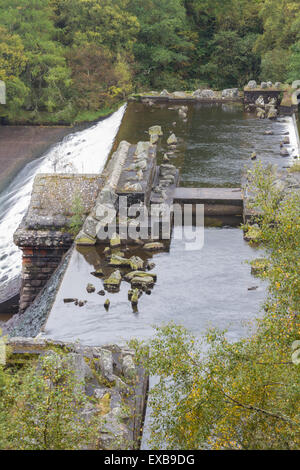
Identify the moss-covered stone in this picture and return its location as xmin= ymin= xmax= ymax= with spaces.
xmin=86 ymin=283 xmax=95 ymax=293
xmin=143 ymin=241 xmax=165 ymax=251
xmin=125 ymin=271 xmax=157 ymax=282
xmin=75 ymin=231 xmax=96 ymax=246
xmin=110 ymin=232 xmax=121 ymax=248
xmin=131 ymin=276 xmax=155 ymax=288
xmin=97 ymin=392 xmax=111 ymax=415
xmin=104 ymin=270 xmax=122 ymax=291
xmin=91 ymin=268 xmax=104 ymax=278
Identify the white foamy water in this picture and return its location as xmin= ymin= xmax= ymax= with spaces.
xmin=0 ymin=105 xmax=126 ymax=287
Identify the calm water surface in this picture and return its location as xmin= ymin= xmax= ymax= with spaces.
xmin=44 ymin=227 xmax=267 ymax=346
xmin=114 ymin=102 xmax=297 ymax=187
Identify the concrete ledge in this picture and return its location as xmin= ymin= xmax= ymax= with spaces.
xmin=174 ymin=187 xmax=243 ymax=205
xmin=135 ymin=95 xmax=242 ymax=104
xmin=173 ymin=187 xmax=243 ymax=216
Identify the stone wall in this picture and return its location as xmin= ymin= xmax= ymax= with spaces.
xmin=18 ymin=243 xmax=71 ymax=312
xmin=244 ymin=89 xmax=281 ymax=105
xmin=6 ymin=337 xmax=149 ymax=450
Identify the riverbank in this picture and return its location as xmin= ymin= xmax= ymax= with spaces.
xmin=1 ymin=101 xmax=125 ymax=127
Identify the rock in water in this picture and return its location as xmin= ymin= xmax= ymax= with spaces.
xmin=146 ymin=262 xmax=156 ymax=271
xmin=167 ymin=133 xmax=178 ymax=145
xmin=104 ymin=270 xmax=122 ymax=292
xmin=109 ymin=254 xmax=129 ymax=267
xmin=104 ymin=299 xmax=110 ymax=311
xmin=280 ymin=147 xmax=289 ymax=157
xmin=125 ymin=271 xmax=157 ymax=282
xmin=150 ymin=134 xmax=159 ymax=144
xmin=128 ymin=288 xmax=141 ymax=306
xmin=144 ymin=241 xmax=165 ymax=251
xmin=131 ymin=276 xmax=155 ymax=289
xmin=148 ymin=125 xmax=163 ymax=136
xmin=86 ymin=283 xmax=95 ymax=293
xmin=129 ymin=256 xmax=144 ymax=270
xmin=267 ymin=107 xmax=278 ymax=119
xmin=91 ymin=268 xmax=104 ymax=278
xmin=283 ymin=136 xmax=290 ymax=144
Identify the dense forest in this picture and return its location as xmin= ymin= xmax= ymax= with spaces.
xmin=0 ymin=0 xmax=300 ymax=123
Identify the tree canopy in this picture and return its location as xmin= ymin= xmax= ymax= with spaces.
xmin=0 ymin=0 xmax=299 ymax=123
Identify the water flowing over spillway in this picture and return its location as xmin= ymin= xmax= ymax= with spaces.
xmin=0 ymin=105 xmax=126 ymax=295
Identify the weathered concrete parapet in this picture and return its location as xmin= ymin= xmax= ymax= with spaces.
xmin=76 ymin=141 xmax=131 ymax=245
xmin=6 ymin=337 xmax=148 ymax=450
xmin=14 ymin=173 xmax=103 ymax=311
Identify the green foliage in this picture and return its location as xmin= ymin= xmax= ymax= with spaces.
xmin=1 ymin=0 xmax=300 ymax=123
xmin=260 ymin=48 xmax=290 ymax=82
xmin=0 ymin=351 xmax=100 ymax=450
xmin=288 ymin=40 xmax=300 ymax=82
xmin=200 ymin=31 xmax=260 ymax=89
xmin=69 ymin=193 xmax=85 ymax=236
xmin=128 ymin=0 xmax=193 ymax=89
xmin=133 ymin=162 xmax=300 ymax=450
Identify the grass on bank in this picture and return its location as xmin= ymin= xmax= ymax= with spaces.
xmin=0 ymin=100 xmax=125 ymax=126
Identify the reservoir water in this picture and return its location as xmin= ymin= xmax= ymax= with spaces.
xmin=44 ymin=226 xmax=267 ymax=345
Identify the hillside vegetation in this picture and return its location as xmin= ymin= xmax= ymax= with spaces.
xmin=0 ymin=0 xmax=300 ymax=124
